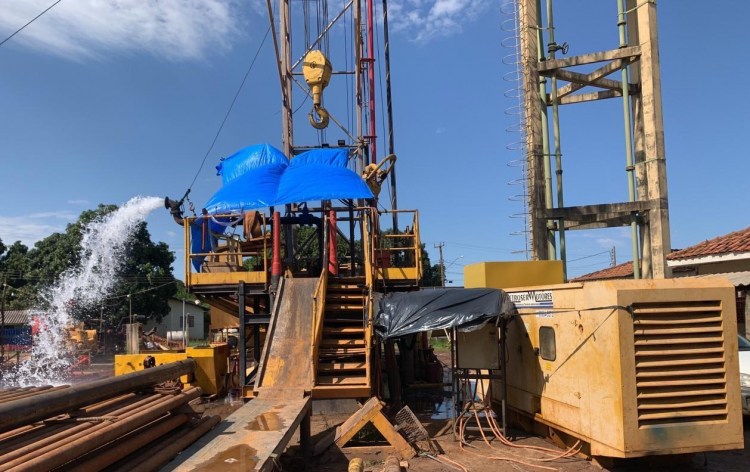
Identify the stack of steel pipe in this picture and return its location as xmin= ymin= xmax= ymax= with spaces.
xmin=0 ymin=360 xmax=220 ymax=472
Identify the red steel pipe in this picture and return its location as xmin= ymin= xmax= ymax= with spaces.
xmin=272 ymin=211 xmax=282 ymax=278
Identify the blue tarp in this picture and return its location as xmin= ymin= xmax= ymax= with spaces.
xmin=204 ymin=145 xmax=372 ymax=215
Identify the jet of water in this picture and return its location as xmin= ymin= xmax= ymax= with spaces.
xmin=6 ymin=196 xmax=165 ymax=386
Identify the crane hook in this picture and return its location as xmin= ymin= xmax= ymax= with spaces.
xmin=309 ymin=105 xmax=330 ymax=129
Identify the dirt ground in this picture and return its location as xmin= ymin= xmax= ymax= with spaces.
xmin=275 ymin=411 xmax=750 ymax=472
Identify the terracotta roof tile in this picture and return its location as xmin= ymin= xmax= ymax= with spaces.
xmin=570 ymin=261 xmax=637 ymax=282
xmin=667 ymin=226 xmax=750 ymax=260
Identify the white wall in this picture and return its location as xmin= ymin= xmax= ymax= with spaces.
xmin=143 ymin=299 xmax=205 ymax=341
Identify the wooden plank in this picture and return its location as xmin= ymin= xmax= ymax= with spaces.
xmin=370 ymin=411 xmax=416 ymax=460
xmin=335 ymin=397 xmax=383 ymax=446
xmin=538 ymin=46 xmax=641 ymax=71
xmin=164 ymin=396 xmax=311 ymax=472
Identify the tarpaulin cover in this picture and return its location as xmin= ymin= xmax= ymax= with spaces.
xmin=204 ymin=145 xmax=372 ymax=214
xmin=374 ymin=288 xmax=518 ymax=339
xmin=205 ymin=144 xmax=289 ymax=214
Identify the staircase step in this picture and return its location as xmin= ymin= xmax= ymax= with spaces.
xmin=316 ymin=376 xmax=369 ymax=385
xmin=326 ymin=293 xmax=364 ymax=302
xmin=312 ymin=385 xmax=372 ymax=399
xmin=317 ymin=362 xmax=366 ymax=372
xmin=326 ymin=303 xmax=364 ymax=312
xmin=323 ymin=317 xmax=362 ymax=324
xmin=318 ymin=347 xmax=366 ymax=357
xmin=330 ymin=276 xmax=366 ymax=283
xmin=321 ymin=339 xmax=365 ymax=347
xmin=323 ymin=327 xmax=364 ymax=335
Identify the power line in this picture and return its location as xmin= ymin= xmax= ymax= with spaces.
xmin=567 ymin=250 xmax=610 ymax=263
xmin=0 ymin=0 xmax=64 ymax=48
xmin=186 ymin=25 xmax=272 ymax=190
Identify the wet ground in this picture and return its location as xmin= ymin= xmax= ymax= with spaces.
xmin=276 ymin=348 xmax=750 ymax=472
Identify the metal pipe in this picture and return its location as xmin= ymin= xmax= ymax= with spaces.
xmin=69 ymin=413 xmax=190 ymax=472
xmin=0 ymin=394 xmax=165 ymax=466
xmin=535 ymin=0 xmax=555 ymax=259
xmin=0 ymin=359 xmax=196 ymax=433
xmin=546 ymin=0 xmax=567 ymax=279
xmin=617 ymin=0 xmax=640 ymax=279
xmin=272 ymin=211 xmax=282 ymax=290
xmin=366 ymin=0 xmax=376 ymax=163
xmin=238 ymin=281 xmax=246 ymax=390
xmin=9 ymin=388 xmax=201 ymax=472
xmin=382 ymin=0 xmax=398 ymax=231
xmin=110 ymin=415 xmax=221 ymax=472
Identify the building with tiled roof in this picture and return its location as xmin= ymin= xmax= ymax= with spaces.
xmin=571 ymin=225 xmax=750 ymax=336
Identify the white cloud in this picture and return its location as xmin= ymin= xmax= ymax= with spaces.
xmin=435 ymin=127 xmax=445 ymax=135
xmin=67 ymin=199 xmax=90 ymax=205
xmin=388 ymin=0 xmax=490 ymax=42
xmin=0 ymin=1 xmax=244 ymax=60
xmin=0 ymin=213 xmax=74 ymax=248
xmin=166 ymin=230 xmax=177 ymax=238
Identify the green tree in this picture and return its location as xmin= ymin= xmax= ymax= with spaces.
xmin=0 ymin=205 xmax=177 ymax=324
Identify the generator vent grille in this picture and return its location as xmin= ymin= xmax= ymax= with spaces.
xmin=632 ymin=301 xmax=728 ymax=427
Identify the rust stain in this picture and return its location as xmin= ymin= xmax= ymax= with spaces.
xmin=247 ymin=411 xmax=285 ymax=431
xmin=193 ymin=444 xmax=259 ymax=471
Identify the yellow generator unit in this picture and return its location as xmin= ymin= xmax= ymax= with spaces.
xmin=498 ymin=278 xmax=744 ymax=458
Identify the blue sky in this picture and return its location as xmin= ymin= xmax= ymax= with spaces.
xmin=0 ymin=0 xmax=747 ymax=284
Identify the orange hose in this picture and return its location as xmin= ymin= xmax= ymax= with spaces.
xmin=457 ymin=416 xmax=557 ymax=471
xmin=438 ymin=454 xmax=469 ymax=472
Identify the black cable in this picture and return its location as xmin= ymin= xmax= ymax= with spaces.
xmin=0 ymin=0 xmax=64 ymax=48
xmin=186 ymin=25 xmax=272 ymax=190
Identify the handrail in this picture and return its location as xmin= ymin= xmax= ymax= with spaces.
xmin=183 ymin=213 xmax=271 ymax=288
xmin=311 ymin=213 xmax=330 ymax=381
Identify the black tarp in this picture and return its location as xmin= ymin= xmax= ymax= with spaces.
xmin=374 ymin=288 xmax=518 ymax=339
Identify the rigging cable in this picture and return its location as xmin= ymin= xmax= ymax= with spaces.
xmin=186 ymin=25 xmax=272 ymax=191
xmin=0 ymin=0 xmax=64 ymax=48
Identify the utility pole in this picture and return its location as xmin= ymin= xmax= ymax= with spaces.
xmin=435 ymin=242 xmax=445 ymax=287
xmin=1 ymin=275 xmax=7 ymax=363
xmin=611 ymin=246 xmax=617 ymax=267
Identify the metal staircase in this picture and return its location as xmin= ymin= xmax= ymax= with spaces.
xmin=313 ymin=276 xmax=371 ymax=398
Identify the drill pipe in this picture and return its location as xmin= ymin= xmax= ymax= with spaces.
xmin=0 ymin=359 xmax=196 ymax=433
xmin=8 ymin=387 xmax=202 ymax=472
xmin=110 ymin=414 xmax=221 ymax=472
xmin=69 ymin=413 xmax=190 ymax=472
xmin=0 ymin=394 xmax=165 ymax=466
xmin=0 ymin=393 xmax=140 ymax=453
xmin=0 ymin=386 xmax=64 ymax=404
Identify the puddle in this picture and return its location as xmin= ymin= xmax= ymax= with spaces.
xmin=193 ymin=444 xmax=259 ymax=471
xmin=247 ymin=411 xmax=285 ymax=431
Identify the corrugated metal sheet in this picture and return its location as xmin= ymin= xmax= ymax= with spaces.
xmin=1 ymin=310 xmax=31 ymax=325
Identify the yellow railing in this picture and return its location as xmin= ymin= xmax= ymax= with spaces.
xmin=310 ymin=214 xmax=330 ymax=380
xmin=182 ymin=213 xmax=269 ymax=288
xmin=374 ymin=209 xmax=422 ymax=284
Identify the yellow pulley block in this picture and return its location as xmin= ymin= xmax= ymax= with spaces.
xmin=302 ymin=50 xmax=332 ymax=129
